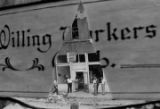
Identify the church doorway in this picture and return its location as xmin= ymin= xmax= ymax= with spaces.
xmin=76 ymin=72 xmax=85 ymax=91
xmin=70 ymin=62 xmax=89 ymax=92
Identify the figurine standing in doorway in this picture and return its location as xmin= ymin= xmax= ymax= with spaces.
xmin=67 ymin=77 xmax=72 ymax=93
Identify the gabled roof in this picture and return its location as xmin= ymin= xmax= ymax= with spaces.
xmin=58 ymin=40 xmax=95 ymax=54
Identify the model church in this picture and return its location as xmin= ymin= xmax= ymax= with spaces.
xmin=53 ymin=1 xmax=110 ymax=93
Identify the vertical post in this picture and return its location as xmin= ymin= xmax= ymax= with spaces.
xmin=85 ymin=53 xmax=90 ymax=92
xmin=54 ymin=54 xmax=58 ymax=83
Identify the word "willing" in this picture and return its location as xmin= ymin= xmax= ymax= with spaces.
xmin=0 ymin=25 xmax=52 ymax=53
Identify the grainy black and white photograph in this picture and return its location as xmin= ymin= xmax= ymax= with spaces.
xmin=0 ymin=0 xmax=160 ymax=109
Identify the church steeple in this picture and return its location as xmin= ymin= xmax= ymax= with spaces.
xmin=72 ymin=0 xmax=89 ymax=40
xmin=64 ymin=1 xmax=90 ymax=41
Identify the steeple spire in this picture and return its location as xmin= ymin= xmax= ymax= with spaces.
xmin=64 ymin=0 xmax=90 ymax=41
xmin=76 ymin=0 xmax=87 ymax=19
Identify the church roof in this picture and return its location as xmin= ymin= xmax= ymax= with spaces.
xmin=58 ymin=40 xmax=95 ymax=54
